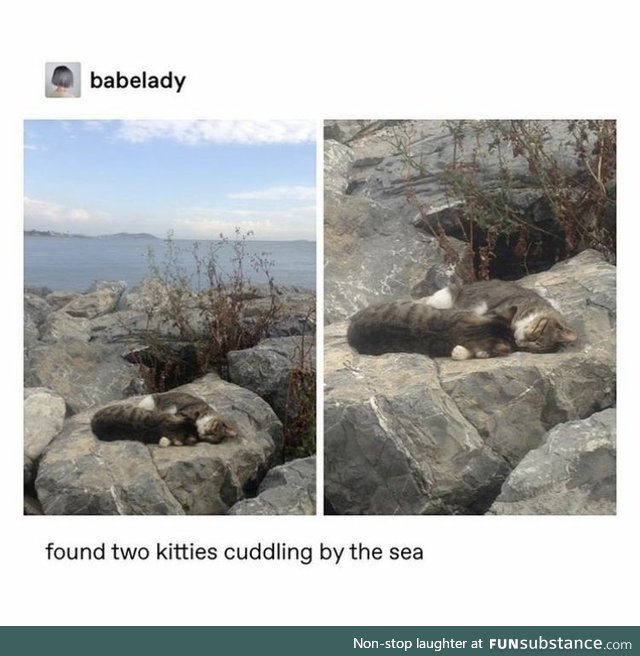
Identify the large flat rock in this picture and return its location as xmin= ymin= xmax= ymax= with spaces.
xmin=488 ymin=409 xmax=616 ymax=515
xmin=35 ymin=374 xmax=283 ymax=515
xmin=324 ymin=251 xmax=615 ymax=515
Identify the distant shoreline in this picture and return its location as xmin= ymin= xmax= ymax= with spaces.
xmin=24 ymin=230 xmax=158 ymax=240
xmin=24 ymin=230 xmax=315 ymax=243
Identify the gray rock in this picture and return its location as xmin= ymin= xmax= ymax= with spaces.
xmin=122 ymin=278 xmax=315 ymax=341
xmin=61 ymin=280 xmax=127 ymax=319
xmin=324 ymin=120 xmax=404 ymax=145
xmin=24 ymin=294 xmax=51 ymax=353
xmin=24 ymin=387 xmax=67 ymax=484
xmin=25 ymin=285 xmax=52 ymax=297
xmin=39 ymin=310 xmax=92 ymax=344
xmin=46 ymin=290 xmax=82 ymax=311
xmin=325 ymin=324 xmax=508 ymax=515
xmin=24 ymin=296 xmax=141 ymax=413
xmin=24 ymin=293 xmax=51 ymax=327
xmin=89 ymin=310 xmax=152 ymax=344
xmin=24 ymin=495 xmax=44 ymax=516
xmin=488 ymin=410 xmax=616 ymax=515
xmin=438 ymin=353 xmax=614 ymax=467
xmin=37 ymin=435 xmax=185 ymax=515
xmin=324 ymin=251 xmax=615 ymax=515
xmin=324 ymin=120 xmax=369 ymax=143
xmin=324 ymin=140 xmax=355 ymax=195
xmin=121 ymin=277 xmax=176 ymax=313
xmin=228 ymin=456 xmax=316 ymax=515
xmin=24 ymin=458 xmax=35 ymax=488
xmin=228 ymin=336 xmax=316 ymax=421
xmin=26 ymin=337 xmax=138 ymax=413
xmin=338 ymin=120 xmax=582 ymax=232
xmin=244 ymin=288 xmax=316 ymax=337
xmin=24 ymin=314 xmax=40 ymax=355
xmin=35 ymin=374 xmax=284 ymax=515
xmin=325 ymin=192 xmax=462 ymax=324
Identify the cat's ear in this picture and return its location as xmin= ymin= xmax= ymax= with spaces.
xmin=558 ymin=324 xmax=578 ymax=343
xmin=224 ymin=423 xmax=238 ymax=438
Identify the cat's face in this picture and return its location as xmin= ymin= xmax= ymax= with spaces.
xmin=515 ymin=313 xmax=578 ymax=352
xmin=196 ymin=415 xmax=238 ymax=444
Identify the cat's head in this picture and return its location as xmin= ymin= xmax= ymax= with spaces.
xmin=196 ymin=415 xmax=238 ymax=444
xmin=514 ymin=311 xmax=578 ymax=352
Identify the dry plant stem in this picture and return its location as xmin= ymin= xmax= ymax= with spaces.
xmin=130 ymin=229 xmax=283 ymax=390
xmin=282 ymin=305 xmax=316 ymax=460
xmin=395 ymin=119 xmax=615 ymax=278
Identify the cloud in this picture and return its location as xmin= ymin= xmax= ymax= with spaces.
xmin=24 ymin=144 xmax=46 ymax=151
xmin=60 ymin=122 xmax=78 ymax=139
xmin=174 ymin=217 xmax=315 ymax=241
xmin=228 ymin=185 xmax=315 ymax=201
xmin=172 ymin=205 xmax=315 ymax=240
xmin=24 ymin=196 xmax=110 ymax=226
xmin=82 ymin=120 xmax=108 ymax=132
xmin=176 ymin=206 xmax=315 ymax=221
xmin=114 ymin=120 xmax=315 ymax=145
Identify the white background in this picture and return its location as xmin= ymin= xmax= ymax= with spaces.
xmin=1 ymin=0 xmax=636 ymax=627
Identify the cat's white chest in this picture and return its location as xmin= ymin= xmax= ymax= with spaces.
xmin=423 ymin=287 xmax=454 ymax=309
xmin=137 ymin=395 xmax=156 ymax=411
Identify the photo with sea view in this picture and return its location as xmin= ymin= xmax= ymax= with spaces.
xmin=24 ymin=119 xmax=317 ymax=516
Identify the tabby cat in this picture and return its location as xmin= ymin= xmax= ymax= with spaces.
xmin=347 ymin=300 xmax=515 ymax=359
xmin=91 ymin=392 xmax=237 ymax=447
xmin=423 ymin=280 xmax=578 ymax=353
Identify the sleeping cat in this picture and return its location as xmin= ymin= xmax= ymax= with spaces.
xmin=91 ymin=404 xmax=195 ymax=445
xmin=91 ymin=392 xmax=237 ymax=447
xmin=138 ymin=391 xmax=237 ymax=445
xmin=423 ymin=280 xmax=578 ymax=352
xmin=347 ymin=300 xmax=515 ymax=359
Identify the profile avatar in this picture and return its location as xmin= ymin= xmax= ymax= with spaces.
xmin=45 ymin=62 xmax=81 ymax=98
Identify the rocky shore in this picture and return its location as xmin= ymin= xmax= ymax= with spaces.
xmin=324 ymin=120 xmax=616 ymax=515
xmin=24 ymin=279 xmax=316 ymax=515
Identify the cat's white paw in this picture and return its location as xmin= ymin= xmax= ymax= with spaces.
xmin=475 ymin=350 xmax=490 ymax=359
xmin=158 ymin=436 xmax=171 ymax=448
xmin=451 ymin=345 xmax=472 ymax=360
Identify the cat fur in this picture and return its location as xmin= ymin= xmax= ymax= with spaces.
xmin=422 ymin=280 xmax=578 ymax=353
xmin=347 ymin=300 xmax=514 ymax=359
xmin=91 ymin=392 xmax=237 ymax=447
xmin=138 ymin=391 xmax=237 ymax=445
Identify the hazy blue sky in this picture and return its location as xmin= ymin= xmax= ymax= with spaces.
xmin=24 ymin=120 xmax=316 ymax=240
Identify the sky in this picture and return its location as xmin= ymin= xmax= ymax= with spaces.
xmin=24 ymin=120 xmax=316 ymax=240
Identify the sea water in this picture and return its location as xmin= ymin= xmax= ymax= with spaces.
xmin=24 ymin=235 xmax=316 ymax=292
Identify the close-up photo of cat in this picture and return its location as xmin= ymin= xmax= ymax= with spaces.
xmin=324 ymin=119 xmax=616 ymax=515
